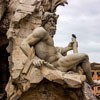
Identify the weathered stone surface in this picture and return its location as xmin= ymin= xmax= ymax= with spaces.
xmin=41 ymin=66 xmax=86 ymax=88
xmin=25 ymin=66 xmax=43 ymax=83
xmin=0 ymin=0 xmax=6 ymax=20
xmin=5 ymin=78 xmax=15 ymax=99
xmin=82 ymin=82 xmax=97 ymax=100
xmin=64 ymin=73 xmax=86 ymax=88
xmin=19 ymin=79 xmax=83 ymax=100
xmin=41 ymin=66 xmax=64 ymax=81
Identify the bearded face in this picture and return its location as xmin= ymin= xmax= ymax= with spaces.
xmin=44 ymin=17 xmax=56 ymax=37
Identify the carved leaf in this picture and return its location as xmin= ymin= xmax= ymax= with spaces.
xmin=51 ymin=0 xmax=68 ymax=12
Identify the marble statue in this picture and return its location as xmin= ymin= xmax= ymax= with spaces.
xmin=4 ymin=0 xmax=98 ymax=100
xmin=20 ymin=12 xmax=95 ymax=86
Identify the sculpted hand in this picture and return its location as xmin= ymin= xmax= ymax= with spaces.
xmin=32 ymin=57 xmax=44 ymax=68
xmin=68 ymin=41 xmax=74 ymax=49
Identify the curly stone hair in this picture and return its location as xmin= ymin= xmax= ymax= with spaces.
xmin=41 ymin=12 xmax=59 ymax=27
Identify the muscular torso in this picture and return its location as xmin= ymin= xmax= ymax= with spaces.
xmin=34 ymin=30 xmax=59 ymax=63
xmin=25 ymin=27 xmax=85 ymax=72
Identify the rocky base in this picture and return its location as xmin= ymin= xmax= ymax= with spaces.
xmin=19 ymin=79 xmax=83 ymax=100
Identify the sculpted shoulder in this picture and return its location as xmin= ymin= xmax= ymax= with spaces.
xmin=21 ymin=27 xmax=48 ymax=45
xmin=32 ymin=27 xmax=47 ymax=37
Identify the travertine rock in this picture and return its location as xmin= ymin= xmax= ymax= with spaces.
xmin=19 ymin=79 xmax=83 ymax=100
xmin=41 ymin=66 xmax=86 ymax=88
xmin=82 ymin=82 xmax=97 ymax=100
xmin=0 ymin=0 xmax=6 ymax=20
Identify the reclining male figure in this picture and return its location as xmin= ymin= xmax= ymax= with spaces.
xmin=20 ymin=12 xmax=97 ymax=86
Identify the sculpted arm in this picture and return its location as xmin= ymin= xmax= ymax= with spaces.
xmin=20 ymin=27 xmax=45 ymax=59
xmin=56 ymin=42 xmax=73 ymax=56
xmin=20 ymin=27 xmax=54 ymax=68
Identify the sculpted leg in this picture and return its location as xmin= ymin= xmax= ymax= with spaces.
xmin=81 ymin=58 xmax=94 ymax=85
xmin=56 ymin=53 xmax=87 ymax=71
xmin=56 ymin=53 xmax=94 ymax=85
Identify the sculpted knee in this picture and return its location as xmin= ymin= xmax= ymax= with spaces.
xmin=82 ymin=53 xmax=89 ymax=61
